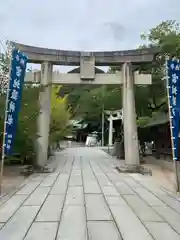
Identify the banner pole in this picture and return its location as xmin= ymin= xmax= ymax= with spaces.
xmin=0 ymin=90 xmax=9 ymax=195
xmin=165 ymin=57 xmax=180 ymax=192
xmin=0 ymin=45 xmax=12 ymax=195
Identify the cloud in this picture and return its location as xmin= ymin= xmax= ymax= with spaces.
xmin=103 ymin=22 xmax=126 ymax=41
xmin=0 ymin=0 xmax=180 ymax=52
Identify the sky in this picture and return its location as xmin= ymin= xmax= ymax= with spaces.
xmin=0 ymin=0 xmax=180 ymax=71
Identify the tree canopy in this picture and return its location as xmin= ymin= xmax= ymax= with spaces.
xmin=50 ymin=86 xmax=71 ymax=144
xmin=137 ymin=20 xmax=180 ymax=124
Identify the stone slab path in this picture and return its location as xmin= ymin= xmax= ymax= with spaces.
xmin=0 ymin=147 xmax=180 ymax=239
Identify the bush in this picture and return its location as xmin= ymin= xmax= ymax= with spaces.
xmin=49 ymin=86 xmax=72 ymax=148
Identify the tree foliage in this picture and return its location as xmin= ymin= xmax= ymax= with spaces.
xmin=50 ymin=86 xmax=71 ymax=144
xmin=0 ymin=41 xmax=12 ymax=93
xmin=138 ymin=20 xmax=180 ymax=121
xmin=141 ymin=20 xmax=180 ymax=56
xmin=73 ymin=86 xmax=122 ymax=124
xmin=12 ymin=87 xmax=39 ymax=162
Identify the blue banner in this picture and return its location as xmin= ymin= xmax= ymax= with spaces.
xmin=4 ymin=48 xmax=28 ymax=155
xmin=167 ymin=60 xmax=180 ymax=161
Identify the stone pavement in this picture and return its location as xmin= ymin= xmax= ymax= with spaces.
xmin=0 ymin=147 xmax=180 ymax=239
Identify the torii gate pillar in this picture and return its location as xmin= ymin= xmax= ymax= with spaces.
xmin=108 ymin=115 xmax=113 ymax=146
xmin=37 ymin=62 xmax=52 ymax=167
xmin=122 ymin=62 xmax=139 ymax=166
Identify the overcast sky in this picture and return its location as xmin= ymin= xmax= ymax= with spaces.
xmin=0 ymin=0 xmax=180 ymax=70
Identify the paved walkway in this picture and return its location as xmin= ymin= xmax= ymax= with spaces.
xmin=0 ymin=147 xmax=180 ymax=239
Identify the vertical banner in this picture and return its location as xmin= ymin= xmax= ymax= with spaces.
xmin=3 ymin=48 xmax=28 ymax=155
xmin=167 ymin=59 xmax=180 ymax=161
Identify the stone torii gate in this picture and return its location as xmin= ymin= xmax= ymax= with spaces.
xmin=14 ymin=42 xmax=158 ymax=169
xmin=105 ymin=109 xmax=123 ymax=146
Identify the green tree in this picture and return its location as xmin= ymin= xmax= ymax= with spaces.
xmin=139 ymin=20 xmax=180 ymax=120
xmin=60 ymin=85 xmax=94 ymax=117
xmin=75 ymin=86 xmax=122 ymax=124
xmin=141 ymin=20 xmax=180 ymax=56
xmin=50 ymin=86 xmax=71 ymax=147
xmin=0 ymin=41 xmax=12 ymax=93
xmin=13 ymin=86 xmax=39 ymax=163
